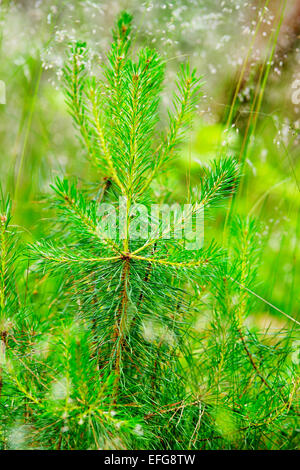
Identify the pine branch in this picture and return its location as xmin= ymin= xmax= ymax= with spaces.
xmin=63 ymin=42 xmax=100 ymax=166
xmin=0 ymin=195 xmax=19 ymax=401
xmin=132 ymin=157 xmax=239 ymax=256
xmin=86 ymin=80 xmax=125 ymax=192
xmin=139 ymin=64 xmax=203 ymax=194
xmin=51 ymin=177 xmax=122 ymax=255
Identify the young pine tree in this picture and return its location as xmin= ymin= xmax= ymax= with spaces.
xmin=32 ymin=11 xmax=238 ymax=402
xmin=1 ymin=12 xmax=297 ymax=451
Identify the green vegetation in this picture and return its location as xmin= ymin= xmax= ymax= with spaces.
xmin=0 ymin=4 xmax=299 ymax=451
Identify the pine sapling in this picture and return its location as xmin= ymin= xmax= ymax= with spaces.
xmin=32 ymin=12 xmax=239 ymax=404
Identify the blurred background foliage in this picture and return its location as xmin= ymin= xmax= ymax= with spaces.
xmin=0 ymin=0 xmax=299 ymax=329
